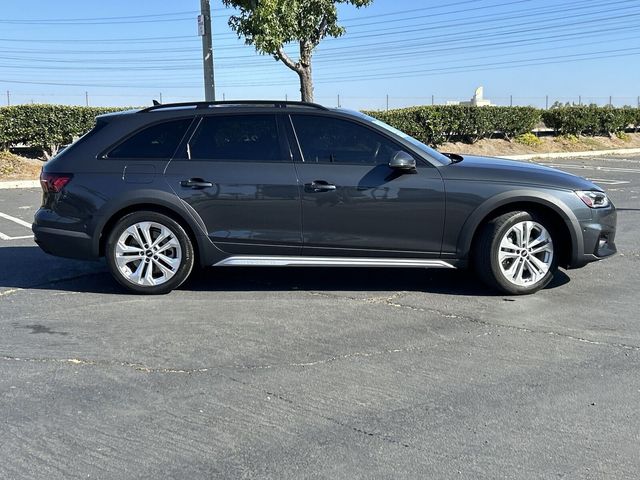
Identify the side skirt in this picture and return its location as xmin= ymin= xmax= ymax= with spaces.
xmin=213 ymin=256 xmax=456 ymax=268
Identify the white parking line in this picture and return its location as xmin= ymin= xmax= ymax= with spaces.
xmin=588 ymin=178 xmax=631 ymax=185
xmin=0 ymin=211 xmax=33 ymax=228
xmin=0 ymin=232 xmax=33 ymax=241
xmin=0 ymin=211 xmax=34 ymax=241
xmin=542 ymin=163 xmax=640 ymax=174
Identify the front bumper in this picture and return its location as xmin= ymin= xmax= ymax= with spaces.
xmin=571 ymin=205 xmax=617 ymax=268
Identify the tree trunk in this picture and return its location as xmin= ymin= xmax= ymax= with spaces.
xmin=297 ymin=66 xmax=314 ymax=103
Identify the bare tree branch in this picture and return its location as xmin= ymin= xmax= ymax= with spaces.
xmin=313 ymin=15 xmax=329 ymax=47
xmin=276 ymin=47 xmax=300 ymax=72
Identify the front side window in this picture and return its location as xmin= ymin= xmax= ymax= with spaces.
xmin=187 ymin=114 xmax=284 ymax=162
xmin=108 ymin=119 xmax=192 ymax=159
xmin=291 ymin=115 xmax=402 ymax=166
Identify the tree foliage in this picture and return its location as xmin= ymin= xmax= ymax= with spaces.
xmin=222 ymin=0 xmax=373 ymax=101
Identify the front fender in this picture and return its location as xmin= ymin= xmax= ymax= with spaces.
xmin=455 ymin=189 xmax=584 ymax=266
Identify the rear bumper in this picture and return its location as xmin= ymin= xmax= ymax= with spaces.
xmin=570 ymin=205 xmax=617 ymax=268
xmin=32 ymin=209 xmax=97 ymax=260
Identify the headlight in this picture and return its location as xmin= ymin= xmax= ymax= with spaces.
xmin=575 ymin=190 xmax=610 ymax=208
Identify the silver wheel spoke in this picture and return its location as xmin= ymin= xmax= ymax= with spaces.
xmin=529 ymin=230 xmax=550 ymax=253
xmin=528 ymin=254 xmax=550 ymax=276
xmin=504 ymin=256 xmax=522 ymax=280
xmin=497 ymin=220 xmax=554 ymax=287
xmin=130 ymin=260 xmax=146 ymax=285
xmin=143 ymin=261 xmax=156 ymax=286
xmin=116 ymin=241 xmax=143 ymax=256
xmin=151 ymin=227 xmax=173 ymax=249
xmin=138 ymin=222 xmax=153 ymax=247
xmin=125 ymin=225 xmax=145 ymax=249
xmin=521 ymin=221 xmax=530 ymax=247
xmin=114 ymin=221 xmax=182 ymax=288
xmin=153 ymin=255 xmax=179 ymax=277
xmin=157 ymin=237 xmax=180 ymax=253
xmin=499 ymin=236 xmax=520 ymax=262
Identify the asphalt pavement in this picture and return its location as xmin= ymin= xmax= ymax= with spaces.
xmin=1 ymin=155 xmax=639 ymax=479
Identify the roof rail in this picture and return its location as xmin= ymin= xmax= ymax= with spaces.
xmin=139 ymin=100 xmax=329 ymax=113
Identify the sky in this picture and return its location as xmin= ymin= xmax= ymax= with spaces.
xmin=0 ymin=0 xmax=639 ymax=110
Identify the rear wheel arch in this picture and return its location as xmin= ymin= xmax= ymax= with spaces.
xmin=97 ymin=203 xmax=208 ymax=267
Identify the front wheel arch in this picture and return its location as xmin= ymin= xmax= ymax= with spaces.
xmin=458 ymin=194 xmax=582 ymax=269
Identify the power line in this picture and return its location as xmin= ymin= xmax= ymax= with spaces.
xmin=1 ymin=11 xmax=637 ymax=69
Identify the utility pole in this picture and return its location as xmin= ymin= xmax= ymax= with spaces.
xmin=6 ymin=90 xmax=10 ymax=106
xmin=199 ymin=0 xmax=215 ymax=101
xmin=85 ymin=91 xmax=89 ymax=106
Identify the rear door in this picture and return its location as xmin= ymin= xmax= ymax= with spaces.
xmin=288 ymin=114 xmax=445 ymax=256
xmin=164 ymin=113 xmax=302 ymax=255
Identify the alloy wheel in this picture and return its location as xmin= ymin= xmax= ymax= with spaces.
xmin=114 ymin=221 xmax=182 ymax=286
xmin=497 ymin=220 xmax=554 ymax=287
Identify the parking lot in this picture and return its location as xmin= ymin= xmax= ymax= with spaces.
xmin=1 ymin=155 xmax=639 ymax=479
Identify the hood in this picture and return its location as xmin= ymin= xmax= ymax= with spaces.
xmin=439 ymin=155 xmax=601 ymax=191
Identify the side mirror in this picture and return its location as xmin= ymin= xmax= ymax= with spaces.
xmin=389 ymin=151 xmax=416 ymax=170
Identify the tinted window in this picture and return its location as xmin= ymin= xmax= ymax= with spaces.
xmin=291 ymin=115 xmax=401 ymax=165
xmin=188 ymin=115 xmax=284 ymax=162
xmin=109 ymin=119 xmax=192 ymax=159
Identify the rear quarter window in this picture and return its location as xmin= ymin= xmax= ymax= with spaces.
xmin=107 ymin=118 xmax=192 ymax=159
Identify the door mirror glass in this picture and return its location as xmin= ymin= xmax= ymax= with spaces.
xmin=389 ymin=151 xmax=416 ymax=170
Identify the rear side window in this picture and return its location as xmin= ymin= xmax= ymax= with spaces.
xmin=108 ymin=119 xmax=192 ymax=159
xmin=187 ymin=114 xmax=284 ymax=162
xmin=291 ymin=114 xmax=400 ymax=165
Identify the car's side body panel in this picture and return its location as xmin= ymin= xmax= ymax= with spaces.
xmin=33 ymin=103 xmax=617 ymax=286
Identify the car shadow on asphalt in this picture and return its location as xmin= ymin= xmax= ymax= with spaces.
xmin=0 ymin=245 xmax=570 ymax=296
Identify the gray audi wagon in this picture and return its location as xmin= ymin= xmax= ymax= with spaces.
xmin=34 ymin=101 xmax=617 ymax=294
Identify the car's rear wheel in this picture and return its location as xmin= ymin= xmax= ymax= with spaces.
xmin=474 ymin=211 xmax=558 ymax=295
xmin=106 ymin=211 xmax=194 ymax=294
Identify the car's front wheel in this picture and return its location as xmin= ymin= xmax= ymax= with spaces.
xmin=105 ymin=211 xmax=194 ymax=294
xmin=474 ymin=211 xmax=558 ymax=295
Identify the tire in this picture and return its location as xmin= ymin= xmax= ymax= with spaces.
xmin=474 ymin=211 xmax=559 ymax=295
xmin=105 ymin=211 xmax=195 ymax=294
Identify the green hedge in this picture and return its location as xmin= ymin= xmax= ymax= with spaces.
xmin=364 ymin=106 xmax=541 ymax=146
xmin=366 ymin=105 xmax=639 ymax=146
xmin=1 ymin=104 xmax=639 ymax=157
xmin=541 ymin=105 xmax=639 ymax=136
xmin=0 ymin=105 xmax=130 ymax=158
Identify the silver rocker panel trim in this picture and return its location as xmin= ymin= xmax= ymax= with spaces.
xmin=213 ymin=256 xmax=456 ymax=268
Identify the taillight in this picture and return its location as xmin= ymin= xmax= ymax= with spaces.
xmin=40 ymin=172 xmax=73 ymax=193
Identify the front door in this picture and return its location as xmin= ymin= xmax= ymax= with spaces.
xmin=289 ymin=114 xmax=445 ymax=257
xmin=164 ymin=113 xmax=301 ymax=255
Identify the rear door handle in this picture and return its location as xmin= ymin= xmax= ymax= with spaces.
xmin=305 ymin=180 xmax=337 ymax=192
xmin=180 ymin=178 xmax=213 ymax=189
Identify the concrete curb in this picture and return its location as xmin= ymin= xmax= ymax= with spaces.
xmin=498 ymin=148 xmax=640 ymax=161
xmin=0 ymin=180 xmax=40 ymax=190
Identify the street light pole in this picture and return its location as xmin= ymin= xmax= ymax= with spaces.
xmin=199 ymin=0 xmax=216 ymax=101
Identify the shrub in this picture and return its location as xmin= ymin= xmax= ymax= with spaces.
xmin=364 ymin=105 xmax=541 ymax=146
xmin=514 ymin=133 xmax=542 ymax=147
xmin=0 ymin=104 xmax=130 ymax=159
xmin=541 ymin=105 xmax=635 ymax=137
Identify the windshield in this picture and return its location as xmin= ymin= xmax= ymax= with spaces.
xmin=344 ymin=110 xmax=452 ymax=165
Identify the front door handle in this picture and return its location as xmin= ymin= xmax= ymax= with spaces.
xmin=305 ymin=180 xmax=337 ymax=192
xmin=180 ymin=178 xmax=213 ymax=189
